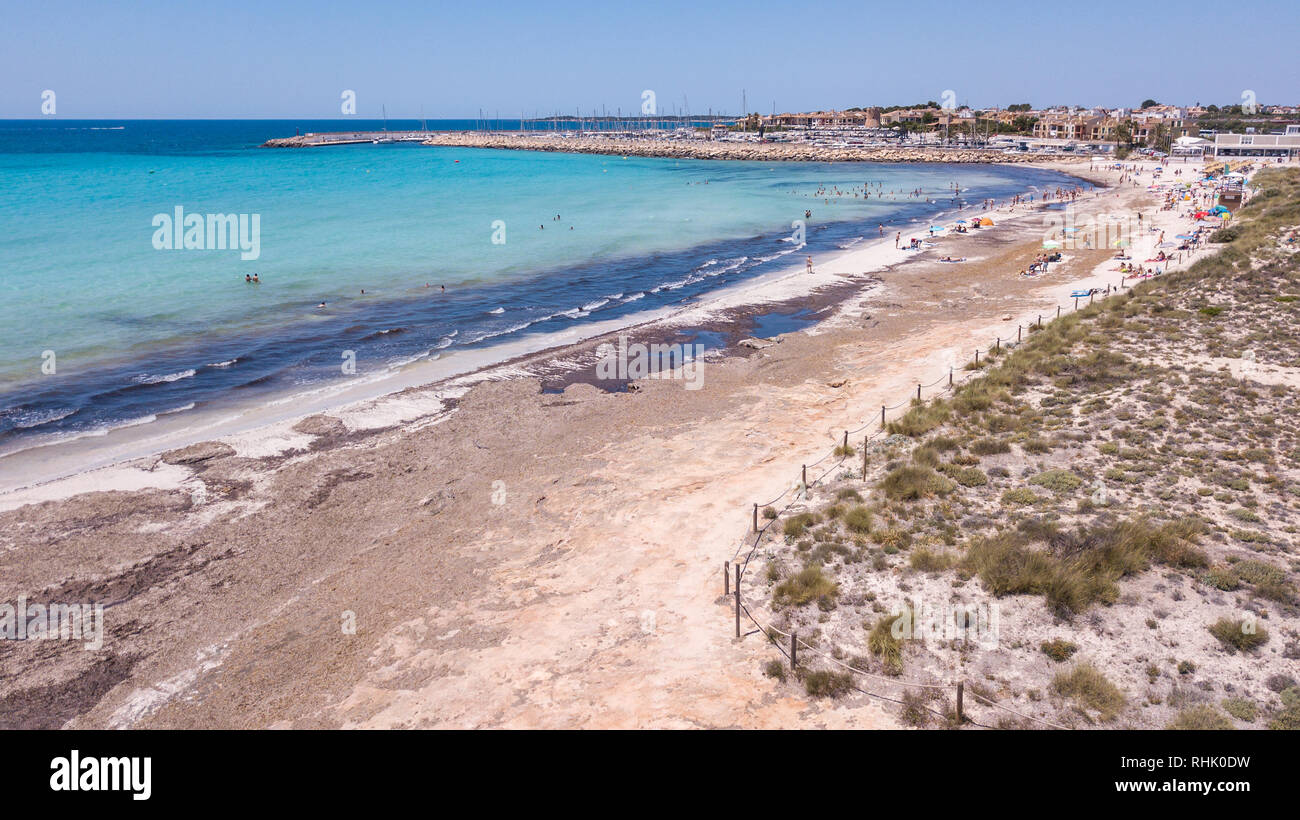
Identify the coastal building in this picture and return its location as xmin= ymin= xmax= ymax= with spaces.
xmin=763 ymin=109 xmax=881 ymax=129
xmin=1033 ymin=115 xmax=1116 ymax=142
xmin=1212 ymin=128 xmax=1300 ymax=159
xmin=880 ymin=108 xmax=929 ymax=126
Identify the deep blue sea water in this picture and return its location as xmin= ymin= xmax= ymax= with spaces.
xmin=0 ymin=119 xmax=1083 ymax=453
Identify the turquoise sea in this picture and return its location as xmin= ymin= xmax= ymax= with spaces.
xmin=0 ymin=120 xmax=1084 ymax=452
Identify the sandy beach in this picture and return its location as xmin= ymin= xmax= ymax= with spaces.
xmin=0 ymin=158 xmax=1215 ymax=728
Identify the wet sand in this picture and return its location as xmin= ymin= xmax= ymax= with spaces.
xmin=0 ymin=161 xmax=1181 ymax=728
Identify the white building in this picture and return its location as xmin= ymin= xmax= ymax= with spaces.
xmin=1213 ymin=127 xmax=1300 ymax=159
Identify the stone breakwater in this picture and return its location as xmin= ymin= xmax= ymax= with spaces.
xmin=417 ymin=132 xmax=1082 ymax=164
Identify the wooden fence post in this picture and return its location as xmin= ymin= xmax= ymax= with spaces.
xmin=724 ymin=561 xmax=730 ymax=595
xmin=842 ymin=430 xmax=848 ymax=451
xmin=752 ymin=503 xmax=758 ymax=533
xmin=880 ymin=405 xmax=885 ymax=428
xmin=916 ymin=384 xmax=921 ymax=401
xmin=790 ymin=630 xmax=798 ymax=670
xmin=957 ymin=681 xmax=965 ymax=724
xmin=734 ymin=564 xmax=741 ymax=638
xmin=802 ymin=464 xmax=807 ymax=486
xmin=861 ymin=438 xmax=868 ymax=480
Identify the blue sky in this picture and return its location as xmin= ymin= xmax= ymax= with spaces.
xmin=2 ymin=0 xmax=1297 ymax=118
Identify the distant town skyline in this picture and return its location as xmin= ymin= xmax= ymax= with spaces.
xmin=3 ymin=0 xmax=1298 ymax=119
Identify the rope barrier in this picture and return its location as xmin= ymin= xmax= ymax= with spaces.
xmin=967 ymin=690 xmax=1072 ymax=731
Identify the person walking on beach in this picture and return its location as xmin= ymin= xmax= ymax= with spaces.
xmin=806 ymin=255 xmax=813 ymax=274
xmin=895 ymin=231 xmax=901 ymax=249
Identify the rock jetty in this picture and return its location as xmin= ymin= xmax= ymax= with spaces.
xmin=418 ymin=132 xmax=1082 ymax=164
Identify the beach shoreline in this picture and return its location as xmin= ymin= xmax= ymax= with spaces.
xmin=0 ymin=159 xmax=1101 ymax=499
xmin=2 ymin=157 xmax=1205 ymax=730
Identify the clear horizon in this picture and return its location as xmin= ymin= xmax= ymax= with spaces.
xmin=3 ymin=0 xmax=1297 ymax=119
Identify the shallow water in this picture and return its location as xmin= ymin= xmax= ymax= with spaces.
xmin=0 ymin=120 xmax=1084 ymax=453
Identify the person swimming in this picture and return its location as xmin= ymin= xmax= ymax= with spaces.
xmin=245 ymin=274 xmax=252 ymax=283
xmin=252 ymin=273 xmax=259 ymax=283
xmin=318 ymin=301 xmax=326 ymax=309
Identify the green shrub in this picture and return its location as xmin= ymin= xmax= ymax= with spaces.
xmin=1167 ymin=705 xmax=1234 ymax=730
xmin=1040 ymin=639 xmax=1078 ymax=662
xmin=803 ymin=670 xmax=853 ymax=698
xmin=1001 ymin=487 xmax=1041 ymax=506
xmin=901 ymin=690 xmax=929 ymax=727
xmin=1233 ymin=559 xmax=1286 ymax=587
xmin=867 ymin=613 xmax=907 ymax=675
xmin=763 ymin=660 xmax=787 ymax=683
xmin=1029 ymin=469 xmax=1084 ymax=494
xmin=881 ymin=465 xmax=954 ymax=501
xmin=951 ymin=466 xmax=988 ymax=487
xmin=970 ymin=438 xmax=1011 ymax=455
xmin=912 ymin=445 xmax=940 ymax=467
xmin=909 ymin=547 xmax=953 ymax=572
xmin=773 ymin=564 xmax=839 ymax=608
xmin=1208 ymin=617 xmax=1268 ymax=652
xmin=843 ymin=505 xmax=873 ymax=534
xmin=1221 ymin=697 xmax=1257 ymax=723
xmin=1205 ymin=567 xmax=1241 ymax=591
xmin=963 ymin=518 xmax=1204 ymax=618
xmin=782 ymin=512 xmax=819 ymax=538
xmin=887 ymin=400 xmax=951 ymax=437
xmin=1051 ymin=662 xmax=1126 ymax=721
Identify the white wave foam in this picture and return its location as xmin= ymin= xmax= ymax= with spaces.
xmin=10 ymin=407 xmax=77 ymax=429
xmin=133 ymin=369 xmax=196 ymax=385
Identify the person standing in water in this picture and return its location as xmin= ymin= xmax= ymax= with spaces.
xmin=806 ymin=255 xmax=813 ymax=274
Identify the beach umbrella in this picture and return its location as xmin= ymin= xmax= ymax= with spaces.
xmin=955 ymin=219 xmax=967 ymax=224
xmin=1113 ymin=239 xmax=1129 ymax=247
xmin=980 ymin=218 xmax=994 ymax=226
xmin=1042 ymin=240 xmax=1062 ymax=249
xmin=1175 ymin=234 xmax=1195 ymax=240
xmin=1157 ymin=241 xmax=1175 ymax=248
